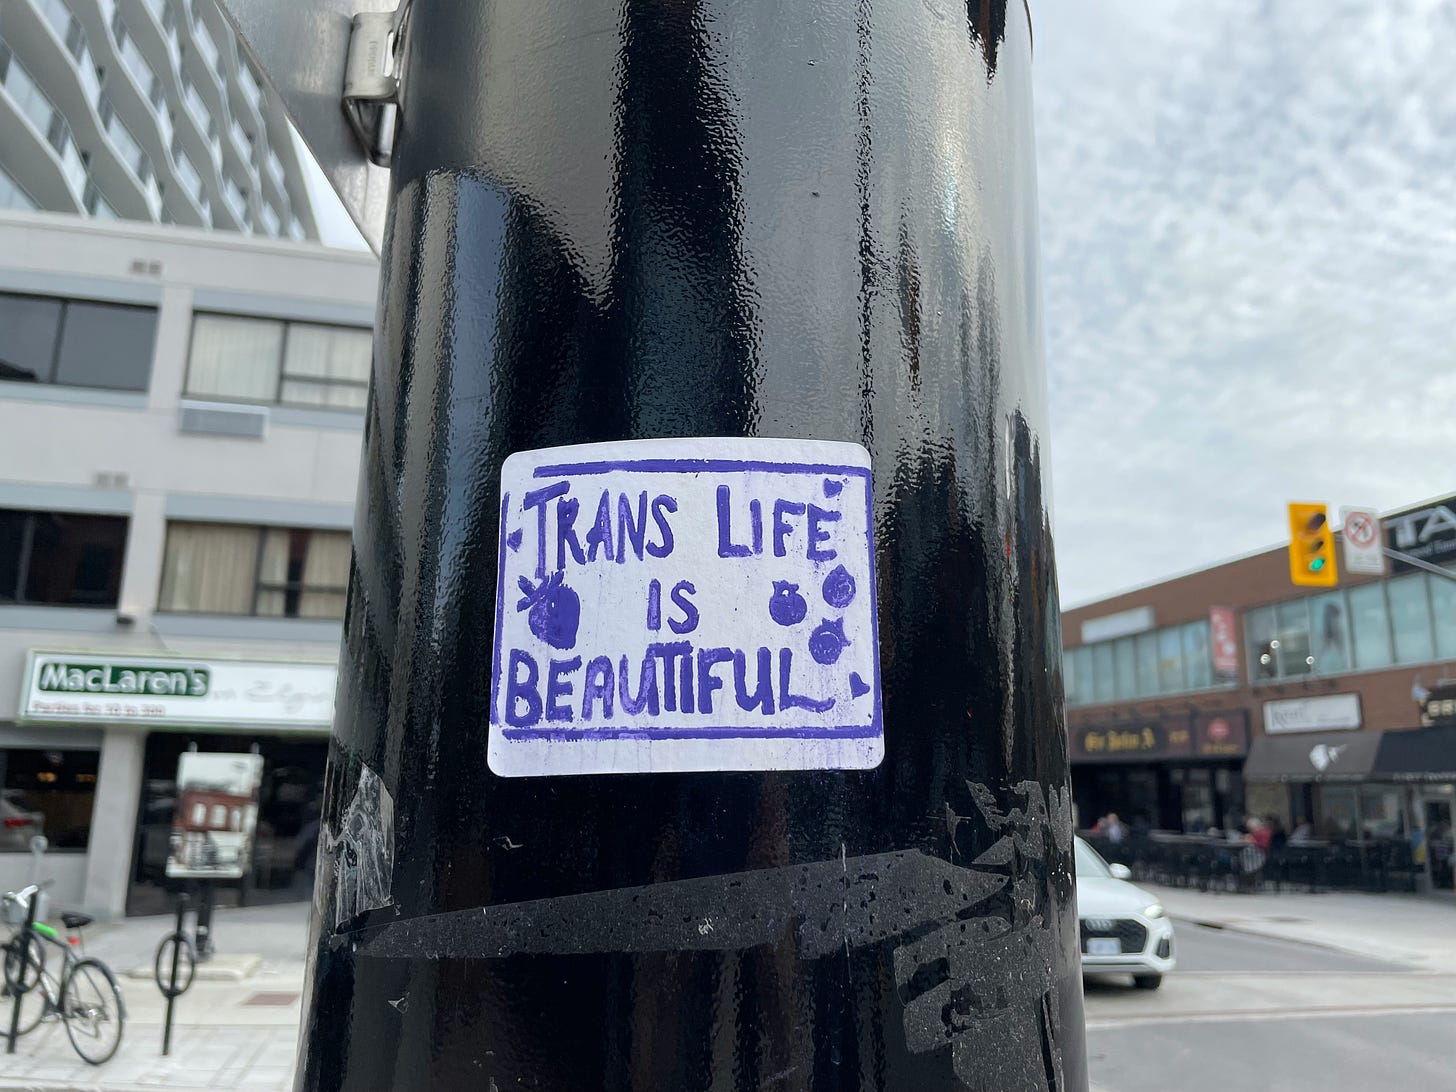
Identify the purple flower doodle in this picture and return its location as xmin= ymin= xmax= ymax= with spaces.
xmin=821 ymin=564 xmax=856 ymax=609
xmin=769 ymin=581 xmax=808 ymax=626
xmin=517 ymin=571 xmax=581 ymax=650
xmin=809 ymin=618 xmax=850 ymax=665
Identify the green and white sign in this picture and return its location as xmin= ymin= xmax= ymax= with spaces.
xmin=20 ymin=652 xmax=337 ymax=730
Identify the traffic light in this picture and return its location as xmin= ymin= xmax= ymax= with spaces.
xmin=1288 ymin=502 xmax=1338 ymax=586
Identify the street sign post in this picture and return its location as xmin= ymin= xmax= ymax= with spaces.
xmin=1340 ymin=506 xmax=1387 ymax=577
xmin=225 ymin=1 xmax=1088 ymax=1088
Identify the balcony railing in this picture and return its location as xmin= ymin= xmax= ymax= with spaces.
xmin=36 ymin=0 xmax=101 ymax=102
xmin=172 ymin=144 xmax=207 ymax=210
xmin=0 ymin=163 xmax=37 ymax=210
xmin=238 ymin=60 xmax=265 ymax=113
xmin=191 ymin=9 xmax=222 ymax=78
xmin=265 ymin=145 xmax=287 ymax=187
xmin=223 ymin=175 xmax=249 ymax=226
xmin=0 ymin=38 xmax=86 ymax=201
xmin=111 ymin=15 xmax=164 ymax=109
xmin=181 ymin=76 xmax=212 ymax=135
xmin=98 ymin=93 xmax=148 ymax=176
xmin=228 ymin=115 xmax=254 ymax=163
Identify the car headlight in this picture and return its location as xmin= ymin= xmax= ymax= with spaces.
xmin=1143 ymin=903 xmax=1166 ymax=919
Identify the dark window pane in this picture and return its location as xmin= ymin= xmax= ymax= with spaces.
xmin=1 ymin=748 xmax=99 ymax=851
xmin=22 ymin=512 xmax=127 ymax=606
xmin=0 ymin=510 xmax=23 ymax=600
xmin=54 ymin=301 xmax=157 ymax=390
xmin=0 ymin=292 xmax=62 ymax=383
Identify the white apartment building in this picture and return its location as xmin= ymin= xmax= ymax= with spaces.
xmin=0 ymin=211 xmax=376 ymax=919
xmin=0 ymin=0 xmax=317 ymax=239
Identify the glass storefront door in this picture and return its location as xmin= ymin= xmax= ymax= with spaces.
xmin=127 ymin=732 xmax=327 ymax=916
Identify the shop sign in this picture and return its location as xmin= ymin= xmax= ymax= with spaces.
xmin=1077 ymin=724 xmax=1167 ymax=760
xmin=1263 ymin=693 xmax=1361 ymax=735
xmin=19 ymin=652 xmax=336 ymax=730
xmin=1385 ymin=493 xmax=1456 ymax=574
xmin=1074 ymin=710 xmax=1250 ymax=763
xmin=1195 ymin=711 xmax=1250 ymax=757
xmin=1419 ymin=683 xmax=1456 ymax=728
xmin=1208 ymin=607 xmax=1240 ymax=679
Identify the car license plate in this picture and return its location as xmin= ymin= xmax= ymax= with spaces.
xmin=1088 ymin=938 xmax=1121 ymax=956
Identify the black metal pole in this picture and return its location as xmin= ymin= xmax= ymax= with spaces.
xmin=298 ymin=1 xmax=1085 ymax=1089
xmin=195 ymin=882 xmax=214 ymax=960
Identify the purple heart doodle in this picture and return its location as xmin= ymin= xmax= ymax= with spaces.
xmin=823 ymin=479 xmax=844 ymax=498
xmin=506 ymin=528 xmax=523 ymax=552
xmin=849 ymin=672 xmax=871 ymax=699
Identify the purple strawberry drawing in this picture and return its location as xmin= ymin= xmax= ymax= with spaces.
xmin=821 ymin=564 xmax=856 ymax=609
xmin=769 ymin=581 xmax=808 ymax=626
xmin=809 ymin=618 xmax=850 ymax=665
xmin=516 ymin=572 xmax=581 ymax=650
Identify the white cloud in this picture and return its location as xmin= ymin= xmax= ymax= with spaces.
xmin=1033 ymin=0 xmax=1456 ymax=605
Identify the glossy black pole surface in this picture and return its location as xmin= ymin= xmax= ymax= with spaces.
xmin=297 ymin=1 xmax=1085 ymax=1088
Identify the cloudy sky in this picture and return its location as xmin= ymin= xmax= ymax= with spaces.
xmin=1032 ymin=0 xmax=1456 ymax=605
xmin=307 ymin=1 xmax=1456 ymax=607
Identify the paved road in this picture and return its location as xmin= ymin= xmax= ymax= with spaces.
xmin=1085 ymin=922 xmax=1456 ymax=1092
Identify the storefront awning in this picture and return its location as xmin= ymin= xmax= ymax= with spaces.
xmin=1242 ymin=730 xmax=1382 ymax=783
xmin=1371 ymin=725 xmax=1456 ymax=783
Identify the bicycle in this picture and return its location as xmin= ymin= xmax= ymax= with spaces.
xmin=1 ymin=883 xmax=126 ymax=1065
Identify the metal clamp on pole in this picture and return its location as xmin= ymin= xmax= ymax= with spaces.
xmin=342 ymin=2 xmax=411 ymax=167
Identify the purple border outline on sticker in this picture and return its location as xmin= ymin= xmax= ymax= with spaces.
xmin=488 ymin=457 xmax=880 ymax=744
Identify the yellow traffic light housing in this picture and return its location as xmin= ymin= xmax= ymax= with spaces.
xmin=1288 ymin=502 xmax=1338 ymax=587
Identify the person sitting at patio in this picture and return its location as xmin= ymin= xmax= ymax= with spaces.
xmin=1245 ymin=816 xmax=1273 ymax=852
xmin=1289 ymin=816 xmax=1314 ymax=844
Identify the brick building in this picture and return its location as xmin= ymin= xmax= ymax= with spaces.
xmin=1061 ymin=492 xmax=1456 ymax=890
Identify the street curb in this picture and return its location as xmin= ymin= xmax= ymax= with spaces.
xmin=1172 ymin=913 xmax=1417 ymax=967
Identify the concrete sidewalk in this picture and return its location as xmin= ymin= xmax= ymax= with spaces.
xmin=1145 ymin=882 xmax=1456 ymax=970
xmin=0 ymin=903 xmax=310 ymax=1090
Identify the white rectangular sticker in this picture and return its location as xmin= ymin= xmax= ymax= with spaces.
xmin=488 ymin=438 xmax=882 ymax=777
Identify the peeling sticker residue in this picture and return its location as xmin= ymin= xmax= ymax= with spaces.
xmin=327 ymin=765 xmax=395 ymax=930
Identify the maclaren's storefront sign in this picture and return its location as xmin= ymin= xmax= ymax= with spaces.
xmin=19 ymin=651 xmax=337 ymax=730
xmin=1073 ymin=711 xmax=1250 ymax=763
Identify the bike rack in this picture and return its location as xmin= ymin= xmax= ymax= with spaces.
xmin=155 ymin=893 xmax=196 ymax=1056
xmin=4 ymin=886 xmax=41 ymax=1055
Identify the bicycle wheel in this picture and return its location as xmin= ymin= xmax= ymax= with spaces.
xmin=2 ymin=933 xmax=56 ymax=1035
xmin=60 ymin=958 xmax=125 ymax=1065
xmin=153 ymin=932 xmax=196 ymax=997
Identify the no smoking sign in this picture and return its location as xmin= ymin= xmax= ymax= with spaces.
xmin=1341 ymin=506 xmax=1386 ymax=576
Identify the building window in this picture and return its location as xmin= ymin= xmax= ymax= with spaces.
xmin=1347 ymin=583 xmax=1393 ymax=670
xmin=1387 ymin=573 xmax=1435 ymax=665
xmin=1065 ymin=619 xmax=1221 ymax=708
xmin=185 ymin=313 xmax=371 ymax=410
xmin=1181 ymin=622 xmax=1212 ymax=689
xmin=1245 ymin=571 xmax=1456 ymax=683
xmin=1 ymin=749 xmax=99 ymax=851
xmin=1274 ymin=599 xmax=1314 ymax=677
xmin=1308 ymin=592 xmax=1350 ymax=674
xmin=0 ymin=292 xmax=156 ymax=390
xmin=158 ymin=522 xmax=351 ymax=618
xmin=0 ymin=509 xmax=127 ymax=607
xmin=1431 ymin=577 xmax=1456 ymax=661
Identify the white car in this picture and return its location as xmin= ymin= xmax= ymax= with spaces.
xmin=1074 ymin=836 xmax=1175 ymax=990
